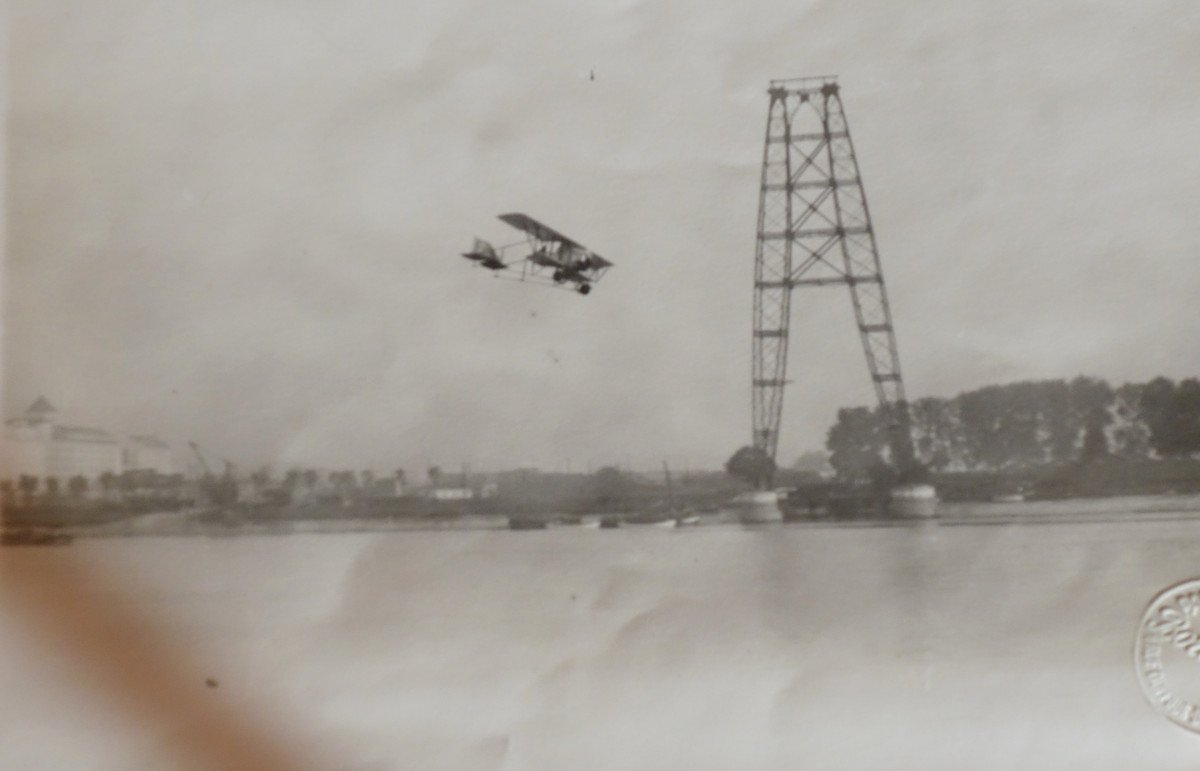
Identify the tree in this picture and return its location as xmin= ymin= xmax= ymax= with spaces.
xmin=1080 ymin=407 xmax=1110 ymax=461
xmin=792 ymin=451 xmax=832 ymax=476
xmin=428 ymin=466 xmax=442 ymax=487
xmin=44 ymin=476 xmax=61 ymax=497
xmin=18 ymin=475 xmax=38 ymax=503
xmin=1035 ymin=380 xmax=1075 ymax=462
xmin=250 ymin=467 xmax=272 ymax=491
xmin=1068 ymin=377 xmax=1113 ymax=425
xmin=826 ymin=407 xmax=886 ymax=480
xmin=1142 ymin=377 xmax=1180 ymax=456
xmin=68 ymin=475 xmax=89 ymax=497
xmin=165 ymin=474 xmax=185 ymax=501
xmin=909 ymin=396 xmax=961 ymax=470
xmin=1176 ymin=379 xmax=1200 ymax=457
xmin=724 ymin=446 xmax=775 ymax=489
xmin=360 ymin=470 xmax=376 ymax=489
xmin=1139 ymin=377 xmax=1200 ymax=458
xmin=591 ymin=466 xmax=631 ymax=506
xmin=1110 ymin=382 xmax=1151 ymax=458
xmin=956 ymin=381 xmax=1064 ymax=468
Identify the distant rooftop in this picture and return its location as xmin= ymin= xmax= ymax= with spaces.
xmin=9 ymin=398 xmax=170 ymax=449
xmin=52 ymin=425 xmax=117 ymax=444
xmin=128 ymin=434 xmax=171 ymax=449
xmin=6 ymin=397 xmax=57 ymax=427
xmin=19 ymin=396 xmax=58 ymax=420
xmin=24 ymin=396 xmax=57 ymax=418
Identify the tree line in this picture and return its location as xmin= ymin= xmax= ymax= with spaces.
xmin=827 ymin=376 xmax=1200 ymax=478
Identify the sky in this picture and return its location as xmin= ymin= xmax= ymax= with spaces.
xmin=5 ymin=0 xmax=1200 ymax=475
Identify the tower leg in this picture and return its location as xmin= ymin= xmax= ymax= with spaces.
xmin=751 ymin=88 xmax=795 ymax=472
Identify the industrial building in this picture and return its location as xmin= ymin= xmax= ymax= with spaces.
xmin=2 ymin=397 xmax=174 ymax=481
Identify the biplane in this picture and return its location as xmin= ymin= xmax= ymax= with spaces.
xmin=460 ymin=213 xmax=613 ymax=295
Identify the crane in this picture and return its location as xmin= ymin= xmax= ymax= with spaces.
xmin=188 ymin=441 xmax=238 ymax=506
xmin=188 ymin=441 xmax=214 ymax=477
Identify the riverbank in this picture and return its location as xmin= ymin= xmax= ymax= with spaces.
xmin=4 ymin=492 xmax=1200 ymax=542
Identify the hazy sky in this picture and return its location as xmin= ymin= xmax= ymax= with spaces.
xmin=6 ymin=0 xmax=1200 ymax=474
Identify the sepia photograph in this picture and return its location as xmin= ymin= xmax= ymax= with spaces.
xmin=3 ymin=1 xmax=1200 ymax=768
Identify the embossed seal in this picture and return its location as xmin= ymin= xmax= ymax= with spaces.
xmin=1135 ymin=578 xmax=1200 ymax=731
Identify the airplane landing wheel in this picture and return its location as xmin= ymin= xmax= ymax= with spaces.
xmin=552 ymin=270 xmax=565 ymax=282
xmin=577 ymin=284 xmax=591 ymax=295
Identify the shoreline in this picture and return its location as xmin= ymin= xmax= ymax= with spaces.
xmin=4 ymin=491 xmax=1200 ymax=541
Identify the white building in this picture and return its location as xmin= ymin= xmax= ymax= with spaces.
xmin=430 ymin=487 xmax=475 ymax=501
xmin=123 ymin=435 xmax=175 ymax=475
xmin=47 ymin=425 xmax=123 ymax=480
xmin=3 ymin=398 xmax=53 ymax=478
xmin=2 ymin=397 xmax=173 ymax=481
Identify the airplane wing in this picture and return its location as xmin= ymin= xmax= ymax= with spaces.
xmin=497 ymin=213 xmax=581 ymax=248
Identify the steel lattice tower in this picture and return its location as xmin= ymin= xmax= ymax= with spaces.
xmin=752 ymin=76 xmax=915 ymax=474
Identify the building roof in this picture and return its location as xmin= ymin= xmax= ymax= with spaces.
xmin=52 ymin=425 xmax=118 ymax=445
xmin=128 ymin=434 xmax=171 ymax=449
xmin=26 ymin=396 xmax=57 ymax=416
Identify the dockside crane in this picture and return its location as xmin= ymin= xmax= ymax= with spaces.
xmin=188 ymin=441 xmax=238 ymax=506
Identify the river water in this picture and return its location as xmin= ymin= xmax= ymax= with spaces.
xmin=4 ymin=495 xmax=1200 ymax=769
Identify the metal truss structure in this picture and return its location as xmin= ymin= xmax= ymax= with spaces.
xmin=751 ymin=76 xmax=915 ymax=473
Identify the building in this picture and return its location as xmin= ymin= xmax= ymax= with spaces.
xmin=3 ymin=397 xmax=54 ymax=478
xmin=2 ymin=397 xmax=173 ymax=482
xmin=47 ymin=425 xmax=123 ymax=481
xmin=430 ymin=487 xmax=475 ymax=501
xmin=123 ymin=435 xmax=175 ymax=475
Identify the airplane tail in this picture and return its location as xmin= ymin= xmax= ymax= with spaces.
xmin=462 ymin=237 xmax=498 ymax=260
xmin=475 ymin=238 xmax=498 ymax=259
